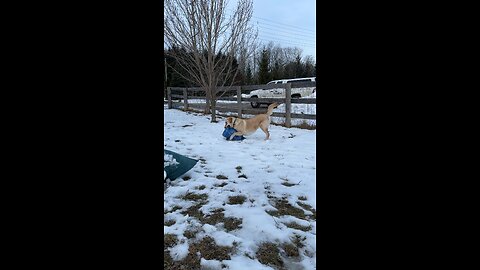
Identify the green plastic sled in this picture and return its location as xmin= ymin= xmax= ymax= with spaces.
xmin=164 ymin=149 xmax=198 ymax=181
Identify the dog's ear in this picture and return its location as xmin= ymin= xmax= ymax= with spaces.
xmin=226 ymin=117 xmax=232 ymax=123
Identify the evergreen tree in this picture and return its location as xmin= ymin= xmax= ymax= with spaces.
xmin=258 ymin=49 xmax=271 ymax=84
xmin=245 ymin=64 xmax=253 ymax=84
xmin=294 ymin=54 xmax=304 ymax=78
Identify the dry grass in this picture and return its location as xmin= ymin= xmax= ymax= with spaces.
xmin=223 ymin=217 xmax=243 ymax=231
xmin=183 ymin=229 xmax=198 ymax=239
xmin=256 ymin=242 xmax=284 ymax=269
xmin=164 ymin=236 xmax=234 ymax=270
xmin=181 ymin=206 xmax=243 ymax=232
xmin=216 ymin=175 xmax=228 ymax=180
xmin=202 ymin=208 xmax=243 ymax=232
xmin=284 ymin=222 xmax=312 ymax=232
xmin=192 ymin=236 xmax=233 ymax=261
xmin=181 ymin=202 xmax=208 ymax=220
xmin=164 ymin=219 xmax=176 ymax=226
xmin=291 ymin=234 xmax=306 ymax=249
xmin=227 ymin=195 xmax=247 ymax=205
xmin=164 ymin=205 xmax=182 ymax=214
xmin=266 ymin=198 xmax=307 ymax=220
xmin=282 ymin=243 xmax=300 ymax=257
xmin=181 ymin=192 xmax=208 ymax=202
xmin=164 ymin=234 xmax=178 ymax=248
xmin=297 ymin=201 xmax=316 ymax=220
xmin=215 ymin=182 xmax=228 ymax=187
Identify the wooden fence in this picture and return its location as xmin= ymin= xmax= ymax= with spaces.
xmin=166 ymin=81 xmax=316 ymax=128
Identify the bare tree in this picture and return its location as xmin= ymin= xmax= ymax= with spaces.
xmin=164 ymin=0 xmax=258 ymax=122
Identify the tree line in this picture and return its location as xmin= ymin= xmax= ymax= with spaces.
xmin=165 ymin=42 xmax=316 ymax=89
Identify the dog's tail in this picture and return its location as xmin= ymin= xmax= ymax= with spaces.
xmin=267 ymin=102 xmax=279 ymax=116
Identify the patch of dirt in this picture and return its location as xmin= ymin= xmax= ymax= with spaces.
xmin=191 ymin=236 xmax=233 ymax=261
xmin=201 ymin=209 xmax=243 ymax=232
xmin=181 ymin=192 xmax=208 ymax=202
xmin=282 ymin=182 xmax=296 ymax=187
xmin=282 ymin=243 xmax=300 ymax=257
xmin=184 ymin=229 xmax=198 ymax=239
xmin=266 ymin=198 xmax=307 ymax=220
xmin=284 ymin=222 xmax=312 ymax=232
xmin=223 ymin=217 xmax=243 ymax=231
xmin=215 ymin=182 xmax=228 ymax=187
xmin=238 ymin=174 xmax=248 ymax=179
xmin=164 ymin=205 xmax=182 ymax=214
xmin=256 ymin=242 xmax=284 ymax=269
xmin=181 ymin=202 xmax=208 ymax=220
xmin=297 ymin=202 xmax=316 ymax=220
xmin=298 ymin=196 xmax=307 ymax=201
xmin=164 ymin=219 xmax=176 ymax=226
xmin=227 ymin=195 xmax=247 ymax=205
xmin=196 ymin=185 xmax=206 ymax=190
xmin=202 ymin=209 xmax=226 ymax=226
xmin=216 ymin=175 xmax=228 ymax=180
xmin=164 ymin=234 xmax=178 ymax=248
xmin=164 ymin=247 xmax=201 ymax=270
xmin=163 ymin=251 xmax=175 ymax=269
xmin=182 ymin=176 xmax=191 ymax=181
xmin=291 ymin=234 xmax=306 ymax=249
xmin=181 ymin=206 xmax=242 ymax=232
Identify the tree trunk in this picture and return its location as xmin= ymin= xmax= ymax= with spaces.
xmin=210 ymin=97 xmax=217 ymax=122
xmin=204 ymin=89 xmax=211 ymax=114
xmin=209 ymin=86 xmax=217 ymax=122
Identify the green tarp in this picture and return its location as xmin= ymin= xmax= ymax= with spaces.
xmin=164 ymin=149 xmax=198 ymax=181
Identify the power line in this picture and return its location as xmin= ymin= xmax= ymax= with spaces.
xmin=258 ymin=37 xmax=315 ymax=47
xmin=257 ymin=24 xmax=316 ymax=39
xmin=253 ymin=16 xmax=315 ymax=33
xmin=257 ymin=37 xmax=316 ymax=48
xmin=258 ymin=30 xmax=316 ymax=43
xmin=258 ymin=33 xmax=316 ymax=46
xmin=225 ymin=8 xmax=315 ymax=35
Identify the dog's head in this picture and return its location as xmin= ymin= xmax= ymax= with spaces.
xmin=224 ymin=117 xmax=235 ymax=128
xmin=271 ymin=102 xmax=279 ymax=109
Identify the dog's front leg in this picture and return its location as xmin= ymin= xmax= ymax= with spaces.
xmin=229 ymin=131 xmax=243 ymax=140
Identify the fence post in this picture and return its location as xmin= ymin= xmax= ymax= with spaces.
xmin=183 ymin=88 xmax=188 ymax=111
xmin=285 ymin=83 xmax=291 ymax=128
xmin=167 ymin=87 xmax=172 ymax=109
xmin=237 ymin=86 xmax=242 ymax=118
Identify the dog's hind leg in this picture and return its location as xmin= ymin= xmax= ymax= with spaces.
xmin=259 ymin=124 xmax=270 ymax=140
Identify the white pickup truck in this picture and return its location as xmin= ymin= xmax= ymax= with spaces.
xmin=247 ymin=77 xmax=316 ymax=108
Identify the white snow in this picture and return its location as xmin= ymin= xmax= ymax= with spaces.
xmin=164 ymin=153 xmax=179 ymax=167
xmin=164 ymin=107 xmax=316 ymax=269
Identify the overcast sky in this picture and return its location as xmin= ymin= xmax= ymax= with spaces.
xmin=245 ymin=0 xmax=316 ymax=61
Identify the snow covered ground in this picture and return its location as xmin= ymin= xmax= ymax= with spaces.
xmin=164 ymin=107 xmax=316 ymax=270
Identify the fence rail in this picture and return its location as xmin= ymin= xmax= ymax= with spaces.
xmin=166 ymin=82 xmax=316 ymax=128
